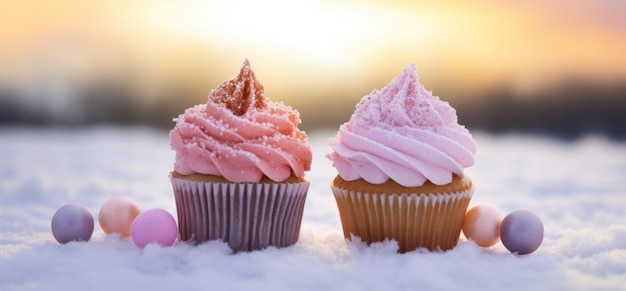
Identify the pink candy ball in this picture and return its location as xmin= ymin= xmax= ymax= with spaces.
xmin=98 ymin=197 xmax=141 ymax=237
xmin=462 ymin=204 xmax=503 ymax=248
xmin=131 ymin=208 xmax=177 ymax=248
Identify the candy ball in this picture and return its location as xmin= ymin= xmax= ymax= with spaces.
xmin=130 ymin=208 xmax=177 ymax=248
xmin=462 ymin=204 xmax=503 ymax=247
xmin=98 ymin=196 xmax=141 ymax=237
xmin=500 ymin=210 xmax=544 ymax=255
xmin=51 ymin=204 xmax=94 ymax=244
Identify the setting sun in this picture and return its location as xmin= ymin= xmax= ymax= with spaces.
xmin=135 ymin=0 xmax=453 ymax=76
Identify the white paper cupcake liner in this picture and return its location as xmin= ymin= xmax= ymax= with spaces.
xmin=332 ymin=186 xmax=473 ymax=252
xmin=171 ymin=177 xmax=309 ymax=252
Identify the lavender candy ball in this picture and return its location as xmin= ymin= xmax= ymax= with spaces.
xmin=51 ymin=204 xmax=94 ymax=244
xmin=131 ymin=208 xmax=177 ymax=248
xmin=500 ymin=210 xmax=544 ymax=255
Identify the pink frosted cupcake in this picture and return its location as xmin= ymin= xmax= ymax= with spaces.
xmin=327 ymin=64 xmax=477 ymax=252
xmin=169 ymin=59 xmax=312 ymax=252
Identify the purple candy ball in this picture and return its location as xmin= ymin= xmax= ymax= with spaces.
xmin=500 ymin=209 xmax=544 ymax=255
xmin=131 ymin=208 xmax=177 ymax=248
xmin=51 ymin=204 xmax=94 ymax=244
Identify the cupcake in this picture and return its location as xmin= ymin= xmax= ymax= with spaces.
xmin=327 ymin=64 xmax=477 ymax=252
xmin=169 ymin=59 xmax=312 ymax=252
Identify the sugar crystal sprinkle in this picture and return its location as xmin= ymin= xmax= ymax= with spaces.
xmin=208 ymin=59 xmax=266 ymax=116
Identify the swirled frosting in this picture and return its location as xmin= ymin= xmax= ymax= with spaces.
xmin=170 ymin=59 xmax=312 ymax=183
xmin=327 ymin=64 xmax=477 ymax=187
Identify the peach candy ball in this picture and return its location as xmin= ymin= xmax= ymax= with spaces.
xmin=98 ymin=196 xmax=141 ymax=237
xmin=462 ymin=204 xmax=503 ymax=248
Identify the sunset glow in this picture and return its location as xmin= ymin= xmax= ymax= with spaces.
xmin=1 ymin=0 xmax=625 ymax=102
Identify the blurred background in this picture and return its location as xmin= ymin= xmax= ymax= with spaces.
xmin=1 ymin=0 xmax=625 ymax=138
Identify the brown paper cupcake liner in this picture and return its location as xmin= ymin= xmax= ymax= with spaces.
xmin=171 ymin=177 xmax=309 ymax=252
xmin=332 ymin=186 xmax=473 ymax=252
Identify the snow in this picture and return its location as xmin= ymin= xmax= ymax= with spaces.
xmin=1 ymin=127 xmax=625 ymax=290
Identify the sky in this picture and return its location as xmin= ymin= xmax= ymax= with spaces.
xmin=0 ymin=0 xmax=625 ymax=130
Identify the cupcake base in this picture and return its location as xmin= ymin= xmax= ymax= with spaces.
xmin=331 ymin=175 xmax=473 ymax=253
xmin=171 ymin=173 xmax=309 ymax=252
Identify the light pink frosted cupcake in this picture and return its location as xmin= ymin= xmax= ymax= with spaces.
xmin=169 ymin=59 xmax=312 ymax=252
xmin=327 ymin=64 xmax=477 ymax=252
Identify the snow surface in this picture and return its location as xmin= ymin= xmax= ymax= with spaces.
xmin=1 ymin=127 xmax=625 ymax=290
